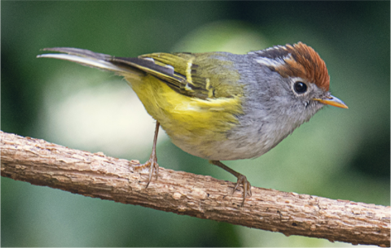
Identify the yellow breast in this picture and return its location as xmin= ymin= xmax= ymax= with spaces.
xmin=126 ymin=74 xmax=243 ymax=159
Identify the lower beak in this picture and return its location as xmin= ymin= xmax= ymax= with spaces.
xmin=313 ymin=95 xmax=348 ymax=109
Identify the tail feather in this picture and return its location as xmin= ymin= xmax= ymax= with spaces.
xmin=37 ymin=48 xmax=184 ymax=88
xmin=37 ymin=48 xmax=131 ymax=74
xmin=42 ymin=47 xmax=111 ymax=60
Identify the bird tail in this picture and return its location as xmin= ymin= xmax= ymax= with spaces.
xmin=37 ymin=47 xmax=138 ymax=75
xmin=38 ymin=47 xmax=187 ymax=92
xmin=37 ymin=47 xmax=181 ymax=84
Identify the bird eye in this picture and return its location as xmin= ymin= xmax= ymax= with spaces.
xmin=293 ymin=81 xmax=307 ymax=94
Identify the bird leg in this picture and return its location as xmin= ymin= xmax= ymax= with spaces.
xmin=133 ymin=121 xmax=160 ymax=188
xmin=210 ymin=160 xmax=252 ymax=206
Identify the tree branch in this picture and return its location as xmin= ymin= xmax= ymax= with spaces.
xmin=1 ymin=131 xmax=389 ymax=246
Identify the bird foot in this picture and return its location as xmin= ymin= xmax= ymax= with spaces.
xmin=132 ymin=157 xmax=159 ymax=188
xmin=233 ymin=174 xmax=252 ymax=206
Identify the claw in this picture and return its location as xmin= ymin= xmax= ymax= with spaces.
xmin=234 ymin=174 xmax=252 ymax=206
xmin=145 ymin=157 xmax=159 ymax=188
xmin=132 ymin=155 xmax=159 ymax=188
xmin=210 ymin=160 xmax=252 ymax=206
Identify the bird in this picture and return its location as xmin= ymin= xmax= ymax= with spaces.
xmin=37 ymin=42 xmax=348 ymax=205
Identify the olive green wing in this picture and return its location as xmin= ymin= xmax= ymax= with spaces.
xmin=137 ymin=52 xmax=242 ymax=99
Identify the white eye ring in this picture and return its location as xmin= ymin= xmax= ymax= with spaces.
xmin=293 ymin=81 xmax=308 ymax=94
xmin=290 ymin=77 xmax=310 ymax=96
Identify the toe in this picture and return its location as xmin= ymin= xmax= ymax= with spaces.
xmin=233 ymin=175 xmax=252 ymax=205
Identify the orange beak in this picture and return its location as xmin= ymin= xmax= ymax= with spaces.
xmin=313 ymin=95 xmax=348 ymax=109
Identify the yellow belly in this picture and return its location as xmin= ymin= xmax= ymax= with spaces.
xmin=125 ymin=74 xmax=243 ymax=159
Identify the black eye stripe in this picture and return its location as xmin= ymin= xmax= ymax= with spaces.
xmin=293 ymin=81 xmax=307 ymax=94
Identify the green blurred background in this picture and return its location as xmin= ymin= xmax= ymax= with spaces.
xmin=2 ymin=1 xmax=389 ymax=247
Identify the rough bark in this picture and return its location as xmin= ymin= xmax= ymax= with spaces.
xmin=1 ymin=131 xmax=390 ymax=246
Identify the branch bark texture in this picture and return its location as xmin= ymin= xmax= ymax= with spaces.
xmin=1 ymin=131 xmax=390 ymax=246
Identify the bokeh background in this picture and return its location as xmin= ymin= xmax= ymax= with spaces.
xmin=2 ymin=1 xmax=390 ymax=247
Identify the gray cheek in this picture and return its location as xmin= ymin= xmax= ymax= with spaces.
xmin=225 ymin=63 xmax=325 ymax=159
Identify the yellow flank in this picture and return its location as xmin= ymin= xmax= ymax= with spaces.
xmin=125 ymin=74 xmax=243 ymax=155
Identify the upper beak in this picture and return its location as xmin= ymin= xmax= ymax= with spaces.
xmin=313 ymin=95 xmax=348 ymax=109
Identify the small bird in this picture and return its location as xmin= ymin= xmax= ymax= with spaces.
xmin=38 ymin=42 xmax=348 ymax=205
